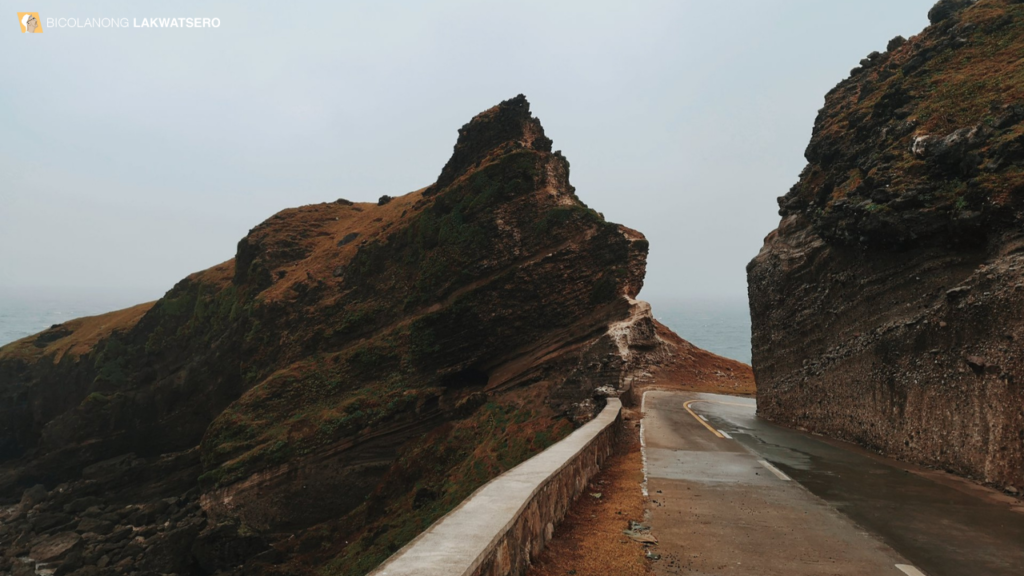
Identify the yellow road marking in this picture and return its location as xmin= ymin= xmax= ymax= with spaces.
xmin=682 ymin=398 xmax=754 ymax=439
xmin=683 ymin=400 xmax=725 ymax=439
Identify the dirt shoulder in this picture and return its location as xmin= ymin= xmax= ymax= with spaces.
xmin=526 ymin=410 xmax=653 ymax=576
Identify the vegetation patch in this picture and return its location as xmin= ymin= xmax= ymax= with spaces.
xmin=317 ymin=400 xmax=573 ymax=576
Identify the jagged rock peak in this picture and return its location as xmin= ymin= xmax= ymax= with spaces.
xmin=433 ymin=94 xmax=554 ymax=191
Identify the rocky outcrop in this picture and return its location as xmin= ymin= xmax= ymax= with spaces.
xmin=749 ymin=0 xmax=1024 ymax=491
xmin=0 ymin=95 xmax=707 ymax=575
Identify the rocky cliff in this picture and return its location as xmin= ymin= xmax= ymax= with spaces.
xmin=0 ymin=96 xmax=743 ymax=576
xmin=749 ymin=0 xmax=1024 ymax=492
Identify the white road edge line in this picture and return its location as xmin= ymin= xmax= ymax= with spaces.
xmin=758 ymin=459 xmax=791 ymax=481
xmin=699 ymin=414 xmax=709 ymax=422
xmin=644 ymin=394 xmax=925 ymax=575
xmin=640 ymin=391 xmax=649 ymax=497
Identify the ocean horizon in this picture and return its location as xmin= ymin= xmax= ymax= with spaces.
xmin=0 ymin=288 xmax=753 ymax=365
xmin=0 ymin=287 xmax=165 ymax=350
xmin=645 ymin=295 xmax=752 ymax=365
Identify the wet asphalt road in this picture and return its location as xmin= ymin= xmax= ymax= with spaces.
xmin=642 ymin=390 xmax=1024 ymax=576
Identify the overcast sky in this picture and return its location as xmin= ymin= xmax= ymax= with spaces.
xmin=0 ymin=0 xmax=936 ymax=304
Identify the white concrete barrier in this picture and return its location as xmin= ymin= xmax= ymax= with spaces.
xmin=370 ymin=398 xmax=622 ymax=576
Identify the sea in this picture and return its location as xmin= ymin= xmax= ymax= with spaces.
xmin=0 ymin=288 xmax=164 ymax=349
xmin=646 ymin=296 xmax=752 ymax=364
xmin=0 ymin=290 xmax=753 ymax=365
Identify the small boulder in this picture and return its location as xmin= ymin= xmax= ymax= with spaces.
xmin=81 ymin=453 xmax=135 ymax=481
xmin=106 ymin=526 xmax=133 ymax=544
xmin=97 ymin=511 xmax=121 ymax=524
xmin=378 ymin=195 xmax=393 ymax=206
xmin=912 ymin=134 xmax=938 ymax=158
xmin=19 ymin=484 xmax=49 ymax=510
xmin=76 ymin=517 xmax=114 ymax=535
xmin=965 ymin=355 xmax=988 ymax=373
xmin=902 ymin=56 xmax=926 ymax=75
xmin=127 ymin=507 xmax=156 ymax=527
xmin=30 ymin=511 xmax=73 ymax=532
xmin=29 ymin=531 xmax=82 ymax=563
xmin=337 ymin=232 xmax=360 ymax=247
xmin=64 ymin=497 xmax=104 ymax=514
xmin=54 ymin=547 xmax=85 ymax=576
xmin=913 ymin=125 xmax=991 ymax=165
xmin=994 ymin=104 xmax=1023 ymax=129
xmin=11 ymin=559 xmax=36 ymax=576
xmin=567 ymin=398 xmax=598 ymax=424
xmin=149 ymin=499 xmax=170 ymax=516
xmin=116 ymin=542 xmax=144 ymax=561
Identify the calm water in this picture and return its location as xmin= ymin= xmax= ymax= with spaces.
xmin=647 ymin=296 xmax=752 ymax=364
xmin=1 ymin=290 xmax=753 ymax=365
xmin=0 ymin=288 xmax=163 ymax=348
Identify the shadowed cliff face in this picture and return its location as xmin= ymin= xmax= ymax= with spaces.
xmin=749 ymin=0 xmax=1024 ymax=492
xmin=0 ymin=95 xmax=712 ymax=575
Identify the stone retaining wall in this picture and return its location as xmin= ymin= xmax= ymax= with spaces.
xmin=370 ymin=398 xmax=622 ymax=576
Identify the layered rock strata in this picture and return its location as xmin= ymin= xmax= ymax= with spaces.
xmin=0 ymin=95 xmax=730 ymax=575
xmin=749 ymin=0 xmax=1024 ymax=490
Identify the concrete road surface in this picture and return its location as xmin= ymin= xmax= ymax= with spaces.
xmin=641 ymin=390 xmax=1024 ymax=576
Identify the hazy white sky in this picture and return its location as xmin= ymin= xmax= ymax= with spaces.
xmin=0 ymin=0 xmax=935 ymax=303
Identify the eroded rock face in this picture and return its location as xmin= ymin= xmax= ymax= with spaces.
xmin=0 ymin=95 xmax=693 ymax=575
xmin=749 ymin=0 xmax=1024 ymax=490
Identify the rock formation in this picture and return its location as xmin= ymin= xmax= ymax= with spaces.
xmin=0 ymin=95 xmax=740 ymax=575
xmin=749 ymin=0 xmax=1024 ymax=491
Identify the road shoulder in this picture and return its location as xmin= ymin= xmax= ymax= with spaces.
xmin=526 ymin=408 xmax=654 ymax=576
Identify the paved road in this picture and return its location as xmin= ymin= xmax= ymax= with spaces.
xmin=641 ymin=390 xmax=1024 ymax=576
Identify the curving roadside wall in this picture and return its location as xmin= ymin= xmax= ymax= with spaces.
xmin=370 ymin=398 xmax=622 ymax=576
